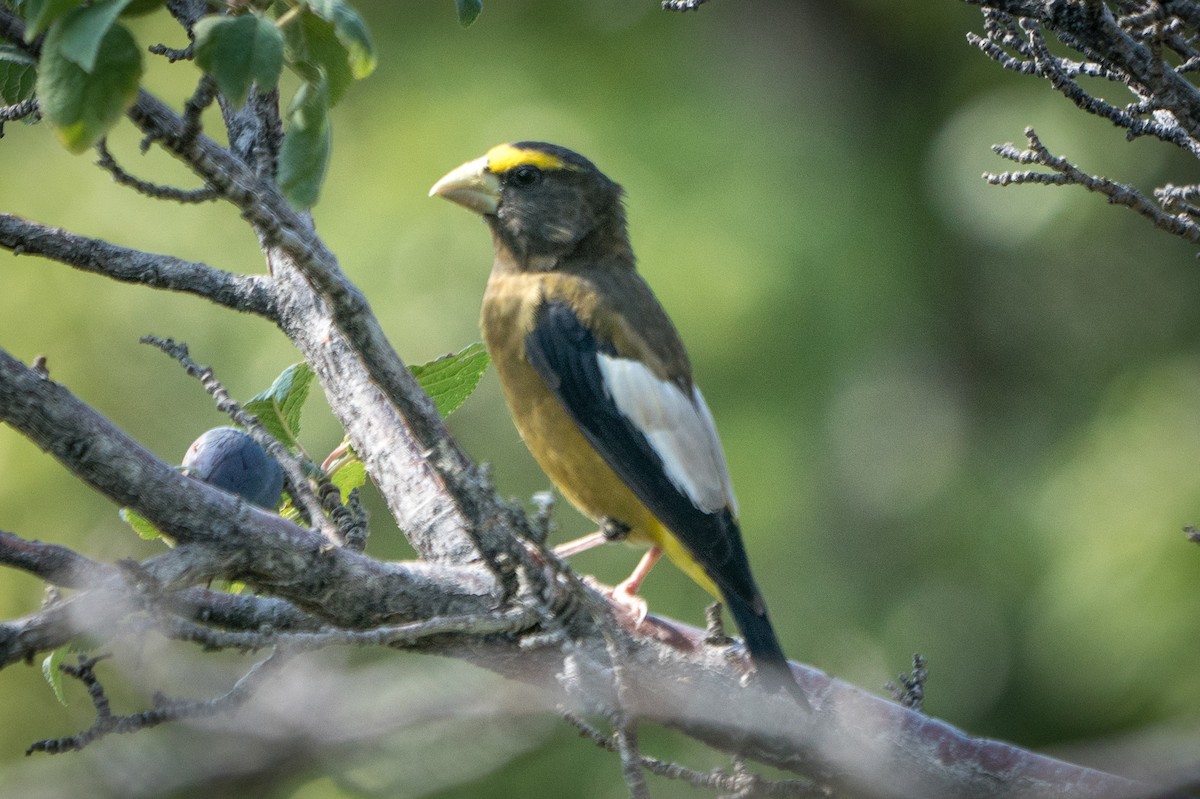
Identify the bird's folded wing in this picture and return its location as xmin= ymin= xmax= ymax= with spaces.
xmin=525 ymin=300 xmax=757 ymax=603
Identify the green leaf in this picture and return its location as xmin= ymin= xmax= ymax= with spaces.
xmin=193 ymin=14 xmax=284 ymax=108
xmin=278 ymin=495 xmax=302 ymax=522
xmin=277 ymin=76 xmax=331 ymax=209
xmin=0 ymin=45 xmax=36 ymax=103
xmin=36 ymin=20 xmax=142 ymax=153
xmin=243 ymin=362 xmax=315 ymax=449
xmin=42 ymin=646 xmax=68 ymax=706
xmin=119 ymin=507 xmax=165 ymax=541
xmin=280 ymin=8 xmax=351 ymax=106
xmin=328 ymin=455 xmax=366 ymax=503
xmin=55 ymin=0 xmax=135 ymax=72
xmin=410 ymin=342 xmax=490 ymax=417
xmin=299 ymin=0 xmax=374 ymax=79
xmin=22 ymin=0 xmax=80 ymax=40
xmin=454 ymin=0 xmax=482 ymax=27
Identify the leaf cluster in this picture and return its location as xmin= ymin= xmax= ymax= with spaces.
xmin=0 ymin=0 xmax=387 ymax=206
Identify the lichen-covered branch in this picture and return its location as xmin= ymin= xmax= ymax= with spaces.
xmin=0 ymin=214 xmax=275 ymax=315
xmin=966 ymin=0 xmax=1200 ymax=244
xmin=986 ymin=126 xmax=1200 ymax=241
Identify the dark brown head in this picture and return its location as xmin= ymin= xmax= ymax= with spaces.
xmin=430 ymin=142 xmax=628 ymax=265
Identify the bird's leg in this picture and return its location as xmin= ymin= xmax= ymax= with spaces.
xmin=553 ymin=531 xmax=607 ymax=557
xmin=552 ymin=518 xmax=655 ymax=625
xmin=607 ymin=546 xmax=661 ymax=625
xmin=553 ymin=517 xmax=630 ymax=557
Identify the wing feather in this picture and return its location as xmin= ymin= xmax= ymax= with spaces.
xmin=525 ymin=300 xmax=757 ymax=604
xmin=595 ymin=354 xmax=737 ymax=516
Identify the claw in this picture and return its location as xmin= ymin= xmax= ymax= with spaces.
xmin=607 ymin=578 xmax=650 ymax=626
xmin=601 ymin=547 xmax=662 ymax=627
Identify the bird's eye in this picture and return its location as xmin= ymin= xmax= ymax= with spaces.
xmin=509 ymin=164 xmax=543 ymax=187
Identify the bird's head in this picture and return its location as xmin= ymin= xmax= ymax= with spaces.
xmin=430 ymin=142 xmax=627 ymax=264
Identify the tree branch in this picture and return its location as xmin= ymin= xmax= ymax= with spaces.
xmin=0 ymin=214 xmax=275 ymax=316
xmin=967 ymin=0 xmax=1200 ymax=245
xmin=0 ymin=338 xmax=1143 ymax=795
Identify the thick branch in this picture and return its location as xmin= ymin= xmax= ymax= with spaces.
xmin=119 ymin=86 xmax=515 ymax=564
xmin=0 ymin=347 xmax=501 ymax=628
xmin=0 ymin=342 xmax=1142 ymax=795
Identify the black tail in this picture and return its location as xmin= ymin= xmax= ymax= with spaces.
xmin=724 ymin=591 xmax=809 ymax=708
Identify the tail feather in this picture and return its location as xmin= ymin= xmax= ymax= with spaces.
xmin=724 ymin=591 xmax=809 ymax=708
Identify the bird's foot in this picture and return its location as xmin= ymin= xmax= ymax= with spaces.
xmin=604 ymin=577 xmax=650 ymax=627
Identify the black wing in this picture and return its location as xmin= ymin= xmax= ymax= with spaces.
xmin=524 ymin=300 xmax=759 ymax=607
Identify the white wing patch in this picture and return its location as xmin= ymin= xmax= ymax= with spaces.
xmin=596 ymin=353 xmax=738 ymax=516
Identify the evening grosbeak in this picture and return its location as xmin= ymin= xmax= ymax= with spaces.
xmin=430 ymin=142 xmax=802 ymax=698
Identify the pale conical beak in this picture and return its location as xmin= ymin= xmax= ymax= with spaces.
xmin=429 ymin=155 xmax=500 ymax=215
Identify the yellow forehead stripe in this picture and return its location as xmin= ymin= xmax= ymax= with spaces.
xmin=485 ymin=143 xmax=575 ymax=174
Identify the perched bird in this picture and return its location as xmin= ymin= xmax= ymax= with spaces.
xmin=430 ymin=142 xmax=802 ymax=698
xmin=182 ymin=427 xmax=284 ymax=510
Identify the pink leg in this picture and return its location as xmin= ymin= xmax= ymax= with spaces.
xmin=609 ymin=547 xmax=661 ymax=625
xmin=553 ymin=531 xmax=608 ymax=558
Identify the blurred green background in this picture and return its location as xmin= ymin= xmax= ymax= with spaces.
xmin=3 ymin=0 xmax=1200 ymax=795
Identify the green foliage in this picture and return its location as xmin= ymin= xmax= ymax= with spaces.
xmin=193 ymin=14 xmax=284 ymax=109
xmin=35 ymin=16 xmax=142 ymax=153
xmin=328 ymin=450 xmax=367 ymax=502
xmin=20 ymin=0 xmax=78 ymax=40
xmin=7 ymin=0 xmax=379 ymax=206
xmin=454 ymin=0 xmax=482 ymax=27
xmin=411 ymin=342 xmax=490 ymax=417
xmin=40 ymin=646 xmax=68 ymax=706
xmin=280 ymin=7 xmax=352 ymax=105
xmin=277 ymin=72 xmax=332 ymax=209
xmin=54 ymin=0 xmax=135 ymax=72
xmin=243 ymin=362 xmax=315 ymax=450
xmin=119 ymin=507 xmax=164 ymax=541
xmin=298 ymin=0 xmax=375 ymax=80
xmin=0 ymin=45 xmax=35 ymax=103
xmin=272 ymin=0 xmax=376 ymax=205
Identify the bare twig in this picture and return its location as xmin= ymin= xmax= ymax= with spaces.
xmin=967 ymin=1 xmax=1200 ymax=245
xmin=27 ymin=650 xmax=289 ymax=755
xmin=886 ymin=654 xmax=928 ymax=713
xmin=148 ymin=42 xmax=192 ymax=63
xmin=984 ymin=127 xmax=1200 ymax=242
xmin=561 ymin=711 xmax=823 ymax=798
xmin=95 ymin=139 xmax=217 ymax=204
xmin=152 ymin=605 xmax=538 ymax=653
xmin=0 ymin=99 xmax=38 ymax=123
